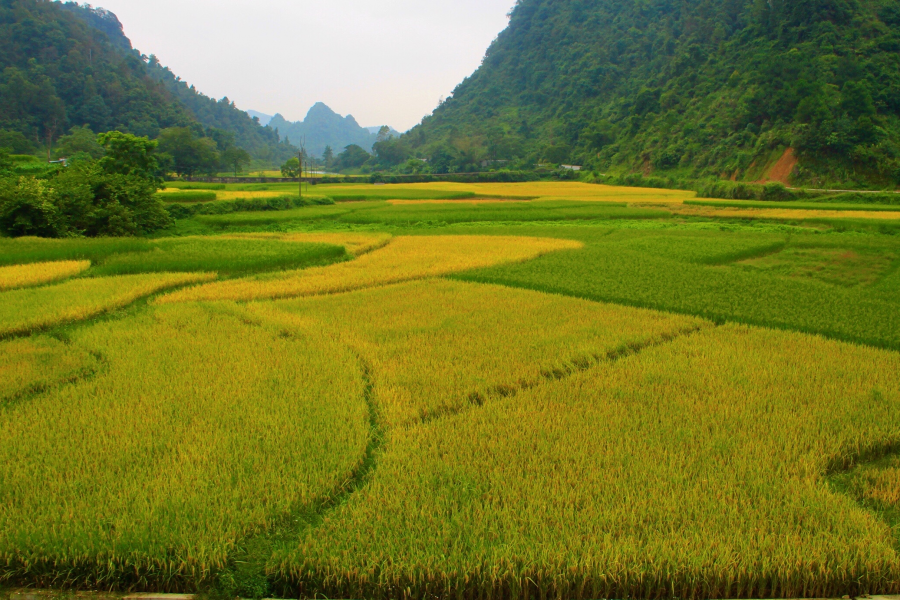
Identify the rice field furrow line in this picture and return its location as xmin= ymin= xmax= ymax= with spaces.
xmin=266 ymin=352 xmax=387 ymax=598
xmin=415 ymin=322 xmax=713 ymax=428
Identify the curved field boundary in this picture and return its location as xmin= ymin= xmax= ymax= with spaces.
xmin=0 ymin=261 xmax=91 ymax=292
xmin=222 ymin=232 xmax=392 ymax=257
xmin=156 ymin=236 xmax=583 ymax=304
xmin=0 ymin=272 xmax=216 ymax=339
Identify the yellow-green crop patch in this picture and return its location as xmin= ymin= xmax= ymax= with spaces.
xmin=0 ymin=337 xmax=98 ymax=404
xmin=0 ymin=260 xmax=91 ymax=291
xmin=243 ymin=279 xmax=706 ymax=428
xmin=274 ymin=324 xmax=900 ymax=599
xmin=0 ymin=272 xmax=215 ymax=338
xmin=0 ymin=303 xmax=369 ymax=590
xmin=156 ymin=236 xmax=582 ymax=304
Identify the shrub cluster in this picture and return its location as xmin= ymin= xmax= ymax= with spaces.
xmin=0 ymin=133 xmax=172 ymax=238
xmin=164 ymin=195 xmax=334 ymax=220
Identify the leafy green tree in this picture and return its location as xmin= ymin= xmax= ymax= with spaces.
xmin=333 ymin=145 xmax=371 ymax=171
xmin=373 ymin=137 xmax=411 ymax=167
xmin=98 ymin=131 xmax=162 ymax=183
xmin=281 ymin=157 xmax=300 ymax=178
xmin=56 ymin=126 xmax=104 ymax=160
xmin=322 ymin=145 xmax=334 ymax=167
xmin=222 ymin=147 xmax=251 ymax=176
xmin=157 ymin=128 xmax=220 ymax=178
xmin=0 ymin=176 xmax=62 ymax=237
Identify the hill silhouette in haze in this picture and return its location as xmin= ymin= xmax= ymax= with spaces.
xmin=268 ymin=103 xmax=400 ymax=158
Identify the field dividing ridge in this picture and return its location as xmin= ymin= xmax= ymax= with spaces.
xmin=0 ymin=261 xmax=91 ymax=291
xmin=0 ymin=304 xmax=371 ymax=590
xmin=156 ymin=236 xmax=583 ymax=304
xmin=273 ymin=323 xmax=900 ymax=600
xmin=0 ymin=272 xmax=217 ymax=339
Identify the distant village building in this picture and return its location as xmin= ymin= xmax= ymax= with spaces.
xmin=560 ymin=164 xmax=582 ymax=171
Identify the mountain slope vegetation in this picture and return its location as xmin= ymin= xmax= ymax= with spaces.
xmin=0 ymin=0 xmax=292 ymax=163
xmin=407 ymin=0 xmax=900 ymax=187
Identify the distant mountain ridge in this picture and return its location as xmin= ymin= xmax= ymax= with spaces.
xmin=268 ymin=103 xmax=399 ymax=158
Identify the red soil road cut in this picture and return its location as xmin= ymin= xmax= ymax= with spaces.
xmin=760 ymin=148 xmax=798 ymax=185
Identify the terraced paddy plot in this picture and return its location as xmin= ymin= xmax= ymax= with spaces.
xmin=242 ymin=279 xmax=706 ymax=428
xmin=157 ymin=235 xmax=582 ymax=303
xmin=194 ymin=204 xmax=362 ymax=227
xmin=223 ymin=232 xmax=392 ymax=257
xmin=737 ymin=246 xmax=898 ymax=286
xmin=673 ymin=203 xmax=900 ymax=221
xmin=337 ymin=200 xmax=670 ymax=225
xmin=0 ymin=272 xmax=215 ymax=338
xmin=87 ymin=237 xmax=347 ymax=276
xmin=0 ymin=237 xmax=153 ymax=267
xmin=0 ymin=260 xmax=90 ymax=291
xmin=456 ymin=226 xmax=900 ymax=350
xmin=275 ymin=324 xmax=900 ymax=600
xmin=321 ymin=181 xmax=696 ymax=204
xmin=0 ymin=303 xmax=369 ymax=589
xmin=0 ymin=336 xmax=98 ymax=404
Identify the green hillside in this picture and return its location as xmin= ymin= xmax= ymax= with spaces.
xmin=0 ymin=0 xmax=293 ymax=163
xmin=407 ymin=0 xmax=900 ymax=188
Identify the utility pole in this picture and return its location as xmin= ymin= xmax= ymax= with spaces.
xmin=298 ymin=136 xmax=305 ymax=199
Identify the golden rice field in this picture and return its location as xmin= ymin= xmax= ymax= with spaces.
xmin=323 ymin=181 xmax=696 ymax=203
xmin=273 ymin=322 xmax=900 ymax=600
xmin=2 ymin=217 xmax=900 ymax=599
xmin=0 ymin=272 xmax=215 ymax=338
xmin=0 ymin=303 xmax=369 ymax=589
xmin=0 ymin=260 xmax=90 ymax=291
xmin=156 ymin=236 xmax=582 ymax=304
xmin=242 ymin=280 xmax=706 ymax=428
xmin=222 ymin=232 xmax=393 ymax=256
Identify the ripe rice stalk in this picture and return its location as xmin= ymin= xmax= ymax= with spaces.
xmin=272 ymin=324 xmax=900 ymax=599
xmin=155 ymin=236 xmax=582 ymax=304
xmin=0 ymin=260 xmax=90 ymax=291
xmin=0 ymin=272 xmax=216 ymax=338
xmin=0 ymin=303 xmax=370 ymax=590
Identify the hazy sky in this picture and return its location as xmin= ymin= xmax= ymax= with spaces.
xmin=93 ymin=0 xmax=514 ymax=131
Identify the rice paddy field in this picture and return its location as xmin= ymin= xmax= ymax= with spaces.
xmin=2 ymin=182 xmax=900 ymax=599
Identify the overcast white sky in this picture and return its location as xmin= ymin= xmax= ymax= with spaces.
xmin=92 ymin=0 xmax=514 ymax=131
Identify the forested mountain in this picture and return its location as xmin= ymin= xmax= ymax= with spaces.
xmin=0 ymin=0 xmax=293 ymax=163
xmin=269 ymin=103 xmax=397 ymax=158
xmin=408 ymin=0 xmax=900 ymax=187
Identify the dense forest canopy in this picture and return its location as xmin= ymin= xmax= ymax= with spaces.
xmin=407 ymin=0 xmax=900 ymax=187
xmin=0 ymin=0 xmax=295 ymax=164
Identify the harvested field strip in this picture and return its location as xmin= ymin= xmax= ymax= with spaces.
xmin=0 ymin=272 xmax=216 ymax=338
xmin=0 ymin=261 xmax=90 ymax=291
xmin=273 ymin=324 xmax=900 ymax=600
xmin=0 ymin=303 xmax=370 ymax=590
xmin=241 ymin=279 xmax=706 ymax=429
xmin=0 ymin=337 xmax=100 ymax=405
xmin=222 ymin=232 xmax=392 ymax=256
xmin=156 ymin=236 xmax=582 ymax=304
